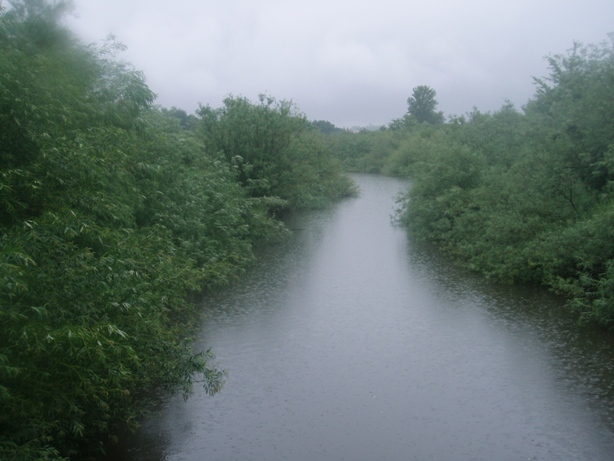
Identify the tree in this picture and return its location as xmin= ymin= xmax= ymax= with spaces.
xmin=394 ymin=38 xmax=614 ymax=327
xmin=196 ymin=95 xmax=356 ymax=208
xmin=0 ymin=5 xmax=248 ymax=458
xmin=407 ymin=85 xmax=444 ymax=125
xmin=311 ymin=119 xmax=341 ymax=135
xmin=162 ymin=106 xmax=198 ymax=131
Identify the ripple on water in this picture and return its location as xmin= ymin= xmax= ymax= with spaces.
xmin=109 ymin=174 xmax=614 ymax=461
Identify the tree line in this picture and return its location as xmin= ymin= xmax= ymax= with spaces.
xmin=0 ymin=1 xmax=355 ymax=459
xmin=326 ymin=35 xmax=614 ymax=330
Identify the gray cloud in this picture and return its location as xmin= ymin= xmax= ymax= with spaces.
xmin=64 ymin=0 xmax=614 ymax=127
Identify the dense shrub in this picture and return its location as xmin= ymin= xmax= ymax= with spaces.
xmin=393 ymin=36 xmax=614 ymax=327
xmin=0 ymin=2 xmax=353 ymax=458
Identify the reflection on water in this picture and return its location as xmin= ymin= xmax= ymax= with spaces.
xmin=111 ymin=174 xmax=614 ymax=461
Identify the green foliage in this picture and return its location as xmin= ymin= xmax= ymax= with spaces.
xmin=406 ymin=85 xmax=445 ymax=125
xmin=310 ymin=119 xmax=342 ymax=135
xmin=527 ymin=37 xmax=614 ymax=191
xmin=393 ymin=37 xmax=614 ymax=328
xmin=394 ymin=129 xmax=485 ymax=243
xmin=0 ymin=5 xmax=298 ymax=460
xmin=382 ymin=125 xmax=439 ymax=176
xmin=196 ymin=94 xmax=356 ymax=208
xmin=326 ymin=129 xmax=374 ymax=171
xmin=160 ymin=106 xmax=198 ymax=130
xmin=528 ymin=203 xmax=614 ymax=325
xmin=284 ymin=129 xmax=358 ymax=208
xmin=327 ymin=128 xmax=406 ymax=174
xmin=128 ymin=110 xmax=286 ymax=283
xmin=326 ymin=87 xmax=445 ymax=175
xmin=0 ymin=3 xmax=357 ymax=457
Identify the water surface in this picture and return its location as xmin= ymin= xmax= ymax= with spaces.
xmin=118 ymin=174 xmax=614 ymax=461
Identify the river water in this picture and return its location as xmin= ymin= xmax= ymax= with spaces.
xmin=116 ymin=173 xmax=614 ymax=461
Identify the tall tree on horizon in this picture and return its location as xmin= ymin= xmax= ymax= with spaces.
xmin=407 ymin=85 xmax=444 ymax=124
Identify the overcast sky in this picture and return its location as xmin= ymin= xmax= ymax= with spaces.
xmin=63 ymin=0 xmax=614 ymax=128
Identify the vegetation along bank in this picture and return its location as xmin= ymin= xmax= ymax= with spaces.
xmin=0 ymin=2 xmax=355 ymax=459
xmin=325 ymin=35 xmax=614 ymax=330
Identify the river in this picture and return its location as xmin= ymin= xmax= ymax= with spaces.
xmin=114 ymin=173 xmax=614 ymax=461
